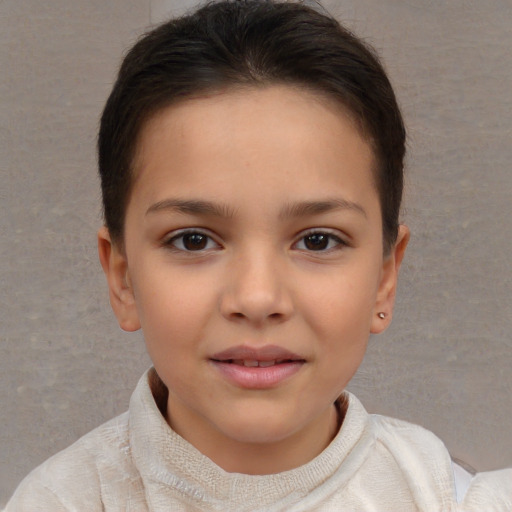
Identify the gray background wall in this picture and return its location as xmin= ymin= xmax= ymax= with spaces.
xmin=1 ymin=0 xmax=511 ymax=504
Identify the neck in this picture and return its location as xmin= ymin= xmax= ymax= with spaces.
xmin=174 ymin=401 xmax=342 ymax=474
xmin=149 ymin=369 xmax=346 ymax=475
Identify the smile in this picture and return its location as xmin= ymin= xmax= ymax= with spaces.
xmin=210 ymin=345 xmax=305 ymax=389
xmin=225 ymin=359 xmax=298 ymax=367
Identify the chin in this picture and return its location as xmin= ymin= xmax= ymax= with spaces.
xmin=216 ymin=413 xmax=300 ymax=445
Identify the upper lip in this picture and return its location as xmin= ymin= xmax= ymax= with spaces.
xmin=211 ymin=345 xmax=304 ymax=362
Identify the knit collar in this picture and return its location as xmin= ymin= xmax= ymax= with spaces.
xmin=129 ymin=369 xmax=374 ymax=511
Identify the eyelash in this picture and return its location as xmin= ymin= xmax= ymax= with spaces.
xmin=293 ymin=230 xmax=347 ymax=252
xmin=163 ymin=229 xmax=347 ymax=253
xmin=164 ymin=230 xmax=220 ymax=252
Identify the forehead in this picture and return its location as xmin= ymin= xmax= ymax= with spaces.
xmin=130 ymin=85 xmax=378 ymax=215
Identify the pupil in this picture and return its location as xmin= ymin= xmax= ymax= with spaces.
xmin=183 ymin=233 xmax=207 ymax=250
xmin=305 ymin=234 xmax=328 ymax=250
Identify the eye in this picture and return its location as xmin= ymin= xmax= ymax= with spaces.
xmin=166 ymin=231 xmax=219 ymax=252
xmin=294 ymin=231 xmax=345 ymax=252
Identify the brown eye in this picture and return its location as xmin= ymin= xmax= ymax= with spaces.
xmin=167 ymin=231 xmax=218 ymax=251
xmin=304 ymin=233 xmax=329 ymax=250
xmin=182 ymin=233 xmax=208 ymax=250
xmin=295 ymin=231 xmax=345 ymax=252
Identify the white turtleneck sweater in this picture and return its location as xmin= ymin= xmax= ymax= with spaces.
xmin=5 ymin=370 xmax=511 ymax=511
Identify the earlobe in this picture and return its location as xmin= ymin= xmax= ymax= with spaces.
xmin=97 ymin=227 xmax=141 ymax=332
xmin=370 ymin=225 xmax=410 ymax=334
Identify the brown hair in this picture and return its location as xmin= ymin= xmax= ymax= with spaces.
xmin=98 ymin=0 xmax=405 ymax=252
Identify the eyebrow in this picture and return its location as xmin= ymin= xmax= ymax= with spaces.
xmin=146 ymin=199 xmax=236 ymax=218
xmin=279 ymin=198 xmax=367 ymax=219
xmin=146 ymin=197 xmax=366 ymax=219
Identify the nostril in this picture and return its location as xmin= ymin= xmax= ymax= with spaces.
xmin=221 ymin=285 xmax=293 ymax=323
xmin=229 ymin=311 xmax=283 ymax=321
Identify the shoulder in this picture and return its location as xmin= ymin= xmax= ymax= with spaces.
xmin=5 ymin=412 xmax=140 ymax=511
xmin=363 ymin=411 xmax=457 ymax=507
xmin=461 ymin=468 xmax=512 ymax=511
xmin=362 ymin=404 xmax=512 ymax=509
xmin=367 ymin=410 xmax=454 ymax=472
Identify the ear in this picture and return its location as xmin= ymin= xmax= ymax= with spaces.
xmin=97 ymin=227 xmax=141 ymax=332
xmin=370 ymin=225 xmax=410 ymax=334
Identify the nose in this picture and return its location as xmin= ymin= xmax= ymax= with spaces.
xmin=220 ymin=248 xmax=294 ymax=326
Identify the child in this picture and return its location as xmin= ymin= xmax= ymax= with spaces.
xmin=6 ymin=0 xmax=511 ymax=510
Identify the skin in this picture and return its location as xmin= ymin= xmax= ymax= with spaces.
xmin=98 ymin=85 xmax=409 ymax=475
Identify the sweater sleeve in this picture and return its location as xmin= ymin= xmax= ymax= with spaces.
xmin=3 ymin=413 xmax=134 ymax=512
xmin=460 ymin=468 xmax=512 ymax=511
xmin=3 ymin=443 xmax=104 ymax=512
xmin=4 ymin=477 xmax=70 ymax=512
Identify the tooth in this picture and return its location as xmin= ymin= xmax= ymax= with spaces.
xmin=258 ymin=360 xmax=276 ymax=367
xmin=243 ymin=360 xmax=259 ymax=367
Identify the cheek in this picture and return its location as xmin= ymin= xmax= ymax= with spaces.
xmin=131 ymin=264 xmax=219 ymax=350
xmin=298 ymin=266 xmax=380 ymax=336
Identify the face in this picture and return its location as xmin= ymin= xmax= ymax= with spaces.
xmin=99 ymin=85 xmax=408 ymax=473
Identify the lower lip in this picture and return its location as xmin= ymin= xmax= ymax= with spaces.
xmin=210 ymin=361 xmax=304 ymax=389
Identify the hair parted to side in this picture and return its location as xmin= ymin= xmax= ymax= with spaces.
xmin=98 ymin=0 xmax=405 ymax=253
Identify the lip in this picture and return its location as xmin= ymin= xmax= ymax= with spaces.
xmin=211 ymin=344 xmax=303 ymax=362
xmin=210 ymin=345 xmax=305 ymax=389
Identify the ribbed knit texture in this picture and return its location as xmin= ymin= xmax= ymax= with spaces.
xmin=6 ymin=369 xmax=511 ymax=511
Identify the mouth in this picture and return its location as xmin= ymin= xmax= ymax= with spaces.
xmin=214 ymin=358 xmax=303 ymax=367
xmin=210 ymin=345 xmax=305 ymax=389
xmin=211 ymin=344 xmax=304 ymax=363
